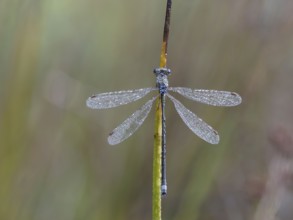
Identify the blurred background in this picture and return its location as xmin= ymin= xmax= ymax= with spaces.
xmin=1 ymin=0 xmax=293 ymax=219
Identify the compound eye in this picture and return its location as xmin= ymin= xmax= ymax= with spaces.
xmin=153 ymin=68 xmax=160 ymax=75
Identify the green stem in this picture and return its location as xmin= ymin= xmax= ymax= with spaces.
xmin=153 ymin=1 xmax=172 ymax=219
xmin=152 ymin=97 xmax=162 ymax=220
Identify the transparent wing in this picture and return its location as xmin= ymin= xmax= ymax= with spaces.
xmin=169 ymin=87 xmax=242 ymax=106
xmin=167 ymin=94 xmax=219 ymax=144
xmin=108 ymin=96 xmax=158 ymax=145
xmin=86 ymin=88 xmax=156 ymax=109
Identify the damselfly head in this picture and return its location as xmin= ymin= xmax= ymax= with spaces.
xmin=153 ymin=68 xmax=171 ymax=76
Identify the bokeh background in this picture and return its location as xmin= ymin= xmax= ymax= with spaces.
xmin=1 ymin=0 xmax=293 ymax=219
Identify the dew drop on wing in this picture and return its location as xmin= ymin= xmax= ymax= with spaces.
xmin=86 ymin=88 xmax=156 ymax=109
xmin=167 ymin=94 xmax=220 ymax=144
xmin=107 ymin=96 xmax=158 ymax=145
xmin=169 ymin=87 xmax=242 ymax=107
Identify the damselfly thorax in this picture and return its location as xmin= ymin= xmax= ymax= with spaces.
xmin=153 ymin=68 xmax=171 ymax=94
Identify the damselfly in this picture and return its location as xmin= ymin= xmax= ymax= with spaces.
xmin=86 ymin=67 xmax=242 ymax=195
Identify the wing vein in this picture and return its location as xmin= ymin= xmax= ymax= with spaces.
xmin=167 ymin=94 xmax=219 ymax=144
xmin=87 ymin=88 xmax=156 ymax=109
xmin=169 ymin=87 xmax=242 ymax=106
xmin=108 ymin=95 xmax=158 ymax=145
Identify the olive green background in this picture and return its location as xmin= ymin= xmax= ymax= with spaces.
xmin=1 ymin=0 xmax=293 ymax=219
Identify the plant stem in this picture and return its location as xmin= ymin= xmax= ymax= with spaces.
xmin=152 ymin=1 xmax=172 ymax=220
xmin=152 ymin=97 xmax=163 ymax=220
xmin=160 ymin=0 xmax=172 ymax=68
